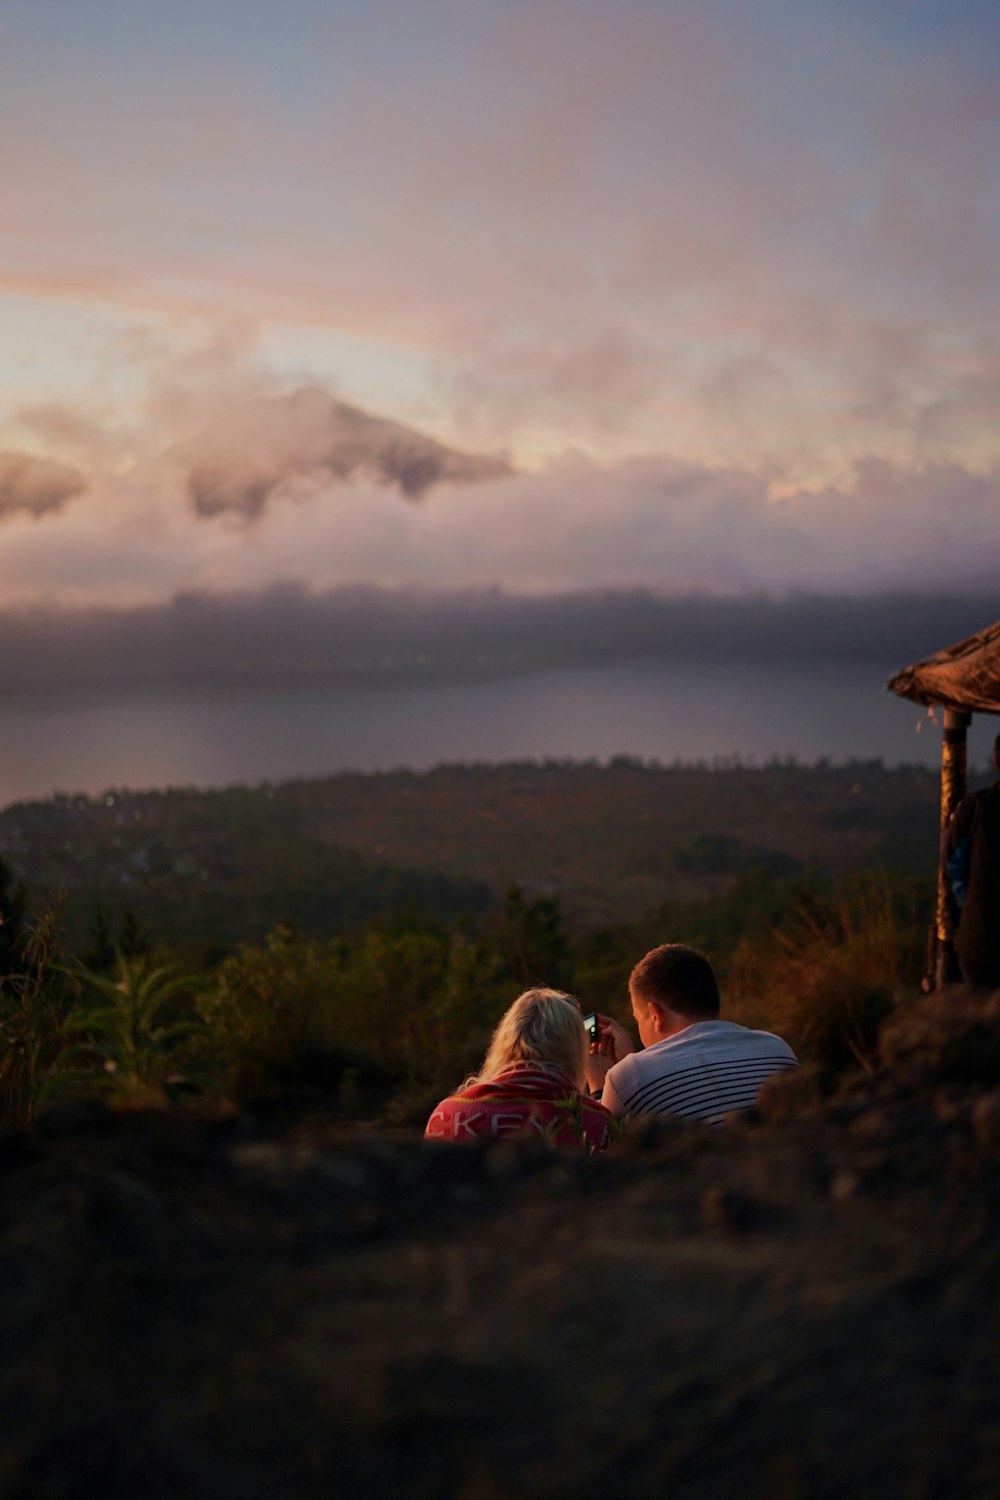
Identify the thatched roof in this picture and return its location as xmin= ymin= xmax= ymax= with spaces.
xmin=887 ymin=617 xmax=1000 ymax=715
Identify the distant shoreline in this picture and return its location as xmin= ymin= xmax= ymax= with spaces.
xmin=2 ymin=655 xmax=997 ymax=811
xmin=0 ymin=750 xmax=968 ymax=816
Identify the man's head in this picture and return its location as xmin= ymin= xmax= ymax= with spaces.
xmin=629 ymin=943 xmax=720 ymax=1047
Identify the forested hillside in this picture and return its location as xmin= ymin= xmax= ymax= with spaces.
xmin=0 ymin=758 xmax=944 ymax=948
xmin=0 ymin=758 xmax=941 ymax=1131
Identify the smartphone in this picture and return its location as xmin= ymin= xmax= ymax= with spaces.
xmin=582 ymin=1012 xmax=600 ymax=1046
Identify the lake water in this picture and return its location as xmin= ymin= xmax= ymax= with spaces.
xmin=1 ymin=660 xmax=996 ymax=806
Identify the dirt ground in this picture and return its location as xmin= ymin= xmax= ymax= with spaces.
xmin=3 ymin=987 xmax=1000 ymax=1499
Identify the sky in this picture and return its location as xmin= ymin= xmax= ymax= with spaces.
xmin=2 ymin=0 xmax=1000 ymax=608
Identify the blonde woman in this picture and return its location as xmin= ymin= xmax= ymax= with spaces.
xmin=424 ymin=988 xmax=613 ymax=1151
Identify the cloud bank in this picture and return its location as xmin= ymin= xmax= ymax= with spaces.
xmin=1 ymin=399 xmax=999 ymax=606
xmin=0 ymin=587 xmax=995 ymax=695
xmin=169 ymin=447 xmax=1000 ymax=598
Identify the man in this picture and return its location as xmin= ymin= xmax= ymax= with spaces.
xmin=946 ymin=734 xmax=1000 ymax=988
xmin=584 ymin=943 xmax=798 ymax=1125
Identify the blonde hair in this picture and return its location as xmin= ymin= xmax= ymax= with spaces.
xmin=470 ymin=988 xmax=588 ymax=1090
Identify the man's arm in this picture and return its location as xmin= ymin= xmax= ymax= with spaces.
xmin=600 ymin=1069 xmax=628 ymax=1118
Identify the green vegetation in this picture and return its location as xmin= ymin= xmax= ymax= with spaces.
xmin=0 ymin=760 xmax=940 ymax=945
xmin=0 ymin=856 xmax=28 ymax=979
xmin=194 ymin=919 xmax=508 ymax=1122
xmin=48 ymin=957 xmax=203 ymax=1108
xmin=723 ymin=872 xmax=927 ymax=1070
xmin=1 ymin=869 xmax=932 ymax=1129
xmin=0 ymin=909 xmax=69 ymax=1127
xmin=0 ymin=764 xmax=942 ymax=1128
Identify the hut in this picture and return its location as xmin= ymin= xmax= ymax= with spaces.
xmin=887 ymin=617 xmax=1000 ymax=988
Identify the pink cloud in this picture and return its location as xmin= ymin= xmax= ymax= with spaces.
xmin=0 ymin=452 xmax=86 ymax=521
xmin=3 ymin=437 xmax=998 ymax=607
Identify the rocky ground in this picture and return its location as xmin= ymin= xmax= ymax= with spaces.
xmin=3 ymin=988 xmax=1000 ymax=1500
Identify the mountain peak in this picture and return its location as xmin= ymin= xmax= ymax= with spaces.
xmin=174 ymin=387 xmax=513 ymax=520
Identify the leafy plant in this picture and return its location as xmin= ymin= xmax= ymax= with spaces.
xmin=554 ymin=1091 xmax=600 ymax=1154
xmin=47 ymin=955 xmax=202 ymax=1106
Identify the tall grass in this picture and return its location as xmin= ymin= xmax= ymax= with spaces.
xmin=725 ymin=873 xmax=925 ymax=1072
xmin=0 ymin=909 xmax=69 ymax=1127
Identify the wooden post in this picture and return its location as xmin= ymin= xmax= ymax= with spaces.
xmin=935 ymin=707 xmax=971 ymax=987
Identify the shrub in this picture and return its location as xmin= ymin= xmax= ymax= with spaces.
xmin=195 ymin=921 xmax=509 ymax=1113
xmin=195 ymin=926 xmax=350 ymax=1102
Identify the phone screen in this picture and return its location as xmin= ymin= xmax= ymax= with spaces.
xmin=582 ymin=1012 xmax=599 ymax=1045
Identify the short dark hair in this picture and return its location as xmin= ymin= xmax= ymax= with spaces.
xmin=629 ymin=943 xmax=720 ymax=1019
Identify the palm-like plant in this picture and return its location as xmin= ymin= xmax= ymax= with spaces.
xmin=49 ymin=955 xmax=202 ymax=1106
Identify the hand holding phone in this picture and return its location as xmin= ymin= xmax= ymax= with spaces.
xmin=586 ymin=1013 xmax=636 ymax=1063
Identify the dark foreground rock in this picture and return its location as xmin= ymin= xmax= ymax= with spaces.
xmin=4 ymin=989 xmax=1000 ymax=1500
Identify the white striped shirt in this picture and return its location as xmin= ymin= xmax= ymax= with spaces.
xmin=601 ymin=1020 xmax=798 ymax=1126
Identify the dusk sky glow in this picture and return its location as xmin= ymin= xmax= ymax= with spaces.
xmin=2 ymin=0 xmax=999 ymax=606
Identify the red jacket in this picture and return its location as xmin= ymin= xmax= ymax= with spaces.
xmin=425 ymin=1061 xmax=613 ymax=1152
